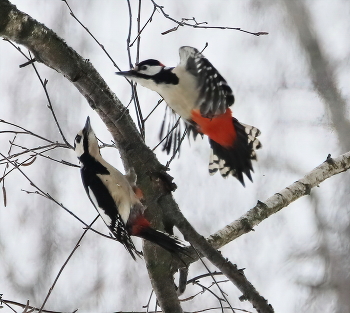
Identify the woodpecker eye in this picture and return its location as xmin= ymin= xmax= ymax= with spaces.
xmin=140 ymin=65 xmax=147 ymax=71
xmin=75 ymin=134 xmax=82 ymax=144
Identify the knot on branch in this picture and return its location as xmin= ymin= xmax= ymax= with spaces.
xmin=148 ymin=170 xmax=177 ymax=193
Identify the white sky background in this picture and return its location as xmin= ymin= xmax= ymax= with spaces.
xmin=1 ymin=0 xmax=350 ymax=312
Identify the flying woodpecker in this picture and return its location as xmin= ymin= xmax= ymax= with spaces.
xmin=116 ymin=46 xmax=262 ymax=186
xmin=74 ymin=117 xmax=186 ymax=259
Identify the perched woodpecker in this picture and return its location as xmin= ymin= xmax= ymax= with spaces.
xmin=74 ymin=117 xmax=185 ymax=259
xmin=116 ymin=46 xmax=262 ymax=185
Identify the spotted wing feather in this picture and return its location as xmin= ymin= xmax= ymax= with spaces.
xmin=179 ymin=46 xmax=235 ymax=118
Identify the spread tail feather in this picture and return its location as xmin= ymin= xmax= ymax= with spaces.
xmin=137 ymin=227 xmax=188 ymax=256
xmin=208 ymin=118 xmax=261 ymax=185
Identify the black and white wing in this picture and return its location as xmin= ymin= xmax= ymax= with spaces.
xmin=81 ymin=166 xmax=142 ymax=259
xmin=179 ymin=46 xmax=235 ymax=119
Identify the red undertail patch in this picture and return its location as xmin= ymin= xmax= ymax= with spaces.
xmin=191 ymin=108 xmax=236 ymax=148
xmin=131 ymin=216 xmax=151 ymax=236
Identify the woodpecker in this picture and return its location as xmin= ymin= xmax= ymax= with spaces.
xmin=116 ymin=46 xmax=262 ymax=185
xmin=74 ymin=117 xmax=186 ymax=259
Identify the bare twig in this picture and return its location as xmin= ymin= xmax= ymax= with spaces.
xmin=150 ymin=0 xmax=268 ymax=36
xmin=2 ymin=299 xmax=73 ymax=313
xmin=27 ymin=50 xmax=72 ymax=148
xmin=0 ymin=152 xmax=86 ymax=222
xmin=193 ymin=281 xmax=225 ymax=312
xmin=142 ymin=290 xmax=154 ymax=312
xmin=10 ymin=142 xmax=79 ymax=168
xmin=0 ymin=143 xmax=67 ymax=164
xmin=152 ymin=117 xmax=181 ymax=151
xmin=143 ymin=99 xmax=164 ymax=122
xmin=61 ymin=0 xmax=121 ymax=70
xmin=187 ymin=272 xmax=223 ymax=284
xmin=1 ymin=135 xmax=17 ymax=207
xmin=61 ymin=0 xmax=146 ymax=141
xmin=125 ymin=0 xmax=145 ymax=138
xmin=136 ymin=0 xmax=142 ymax=64
xmin=132 ymin=84 xmax=145 ymax=140
xmin=129 ymin=6 xmax=157 ymax=48
xmin=193 ymin=246 xmax=235 ymax=312
xmin=0 ymin=119 xmax=56 ymax=144
xmin=38 ymin=216 xmax=99 ymax=313
xmin=126 ymin=0 xmax=134 ymax=69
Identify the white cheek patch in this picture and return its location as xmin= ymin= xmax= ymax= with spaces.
xmin=139 ymin=65 xmax=162 ymax=76
xmin=75 ymin=142 xmax=84 ymax=158
xmin=88 ymin=187 xmax=113 ymax=227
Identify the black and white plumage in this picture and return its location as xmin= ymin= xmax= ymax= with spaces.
xmin=74 ymin=117 xmax=186 ymax=259
xmin=116 ymin=46 xmax=261 ymax=185
xmin=178 ymin=46 xmax=235 ymax=118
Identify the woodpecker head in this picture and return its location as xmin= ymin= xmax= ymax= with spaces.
xmin=116 ymin=59 xmax=178 ymax=91
xmin=74 ymin=116 xmax=100 ymax=160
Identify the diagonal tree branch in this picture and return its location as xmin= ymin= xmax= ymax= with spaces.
xmin=169 ymin=152 xmax=350 ymax=271
xmin=161 ymin=196 xmax=274 ymax=312
xmin=198 ymin=152 xmax=350 ymax=256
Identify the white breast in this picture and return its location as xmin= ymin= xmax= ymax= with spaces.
xmin=97 ymin=160 xmax=138 ymax=224
xmin=160 ymin=66 xmax=198 ymax=120
xmin=135 ymin=66 xmax=198 ymax=120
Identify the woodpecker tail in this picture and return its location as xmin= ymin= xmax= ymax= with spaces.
xmin=137 ymin=226 xmax=187 ymax=256
xmin=208 ymin=118 xmax=261 ymax=185
xmin=129 ymin=216 xmax=187 ymax=256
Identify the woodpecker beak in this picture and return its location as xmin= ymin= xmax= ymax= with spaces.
xmin=84 ymin=116 xmax=91 ymax=133
xmin=115 ymin=70 xmax=135 ymax=77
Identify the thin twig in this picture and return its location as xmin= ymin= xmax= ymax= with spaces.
xmin=125 ymin=0 xmax=145 ymax=138
xmin=130 ymin=6 xmax=157 ymax=48
xmin=61 ymin=0 xmax=121 ymax=70
xmin=0 ymin=143 xmax=68 ymax=164
xmin=38 ymin=216 xmax=99 ymax=313
xmin=0 ymin=119 xmax=55 ymax=144
xmin=136 ymin=0 xmax=142 ymax=64
xmin=10 ymin=142 xmax=79 ymax=168
xmin=142 ymin=290 xmax=154 ymax=313
xmin=2 ymin=299 xmax=62 ymax=313
xmin=0 ymin=152 xmax=107 ymax=237
xmin=28 ymin=51 xmax=72 ymax=148
xmin=187 ymin=272 xmax=223 ymax=285
xmin=143 ymin=99 xmax=164 ymax=122
xmin=152 ymin=117 xmax=181 ymax=151
xmin=1 ymin=135 xmax=17 ymax=207
xmin=126 ymin=0 xmax=133 ymax=69
xmin=3 ymin=301 xmax=18 ymax=313
xmin=192 ymin=244 xmax=235 ymax=312
xmin=150 ymin=0 xmax=268 ymax=36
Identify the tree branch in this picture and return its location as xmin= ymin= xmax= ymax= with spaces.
xmin=161 ymin=196 xmax=274 ymax=312
xmin=170 ymin=152 xmax=350 ymax=309
xmin=188 ymin=152 xmax=350 ymax=258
